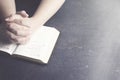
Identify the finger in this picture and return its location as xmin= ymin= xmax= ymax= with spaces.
xmin=5 ymin=14 xmax=22 ymax=22
xmin=6 ymin=30 xmax=20 ymax=42
xmin=6 ymin=30 xmax=30 ymax=44
xmin=5 ymin=18 xmax=25 ymax=26
xmin=6 ymin=18 xmax=30 ymax=28
xmin=16 ymin=36 xmax=30 ymax=44
xmin=6 ymin=23 xmax=31 ymax=37
xmin=12 ymin=36 xmax=30 ymax=45
xmin=8 ymin=19 xmax=23 ymax=25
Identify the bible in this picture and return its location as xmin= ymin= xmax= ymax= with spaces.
xmin=0 ymin=26 xmax=60 ymax=64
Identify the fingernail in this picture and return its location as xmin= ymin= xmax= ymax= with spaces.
xmin=22 ymin=10 xmax=25 ymax=13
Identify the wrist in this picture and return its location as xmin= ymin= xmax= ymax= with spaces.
xmin=30 ymin=16 xmax=44 ymax=26
xmin=28 ymin=17 xmax=42 ymax=32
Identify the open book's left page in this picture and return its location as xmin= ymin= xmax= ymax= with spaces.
xmin=0 ymin=42 xmax=17 ymax=55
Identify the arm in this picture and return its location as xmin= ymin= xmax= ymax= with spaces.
xmin=0 ymin=0 xmax=16 ymax=19
xmin=5 ymin=0 xmax=65 ymax=44
xmin=31 ymin=0 xmax=65 ymax=26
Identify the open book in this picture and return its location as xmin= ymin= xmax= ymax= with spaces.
xmin=0 ymin=26 xmax=60 ymax=64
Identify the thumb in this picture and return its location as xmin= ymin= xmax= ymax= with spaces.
xmin=5 ymin=10 xmax=29 ymax=22
xmin=17 ymin=10 xmax=29 ymax=18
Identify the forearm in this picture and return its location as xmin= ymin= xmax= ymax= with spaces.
xmin=31 ymin=0 xmax=65 ymax=26
xmin=0 ymin=0 xmax=16 ymax=20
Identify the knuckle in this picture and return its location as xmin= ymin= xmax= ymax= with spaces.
xmin=17 ymin=38 xmax=27 ymax=44
xmin=14 ymin=30 xmax=19 ymax=36
xmin=8 ymin=24 xmax=13 ymax=27
xmin=9 ymin=34 xmax=14 ymax=39
xmin=13 ymin=37 xmax=18 ymax=41
xmin=7 ymin=32 xmax=14 ymax=39
xmin=11 ymin=37 xmax=19 ymax=43
xmin=10 ymin=35 xmax=20 ymax=43
xmin=15 ymin=38 xmax=21 ymax=43
xmin=20 ymin=20 xmax=24 ymax=24
xmin=17 ymin=39 xmax=21 ymax=43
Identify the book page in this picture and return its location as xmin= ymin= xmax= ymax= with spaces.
xmin=13 ymin=26 xmax=60 ymax=63
xmin=0 ymin=42 xmax=17 ymax=55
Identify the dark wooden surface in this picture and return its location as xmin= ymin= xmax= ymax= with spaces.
xmin=0 ymin=0 xmax=120 ymax=80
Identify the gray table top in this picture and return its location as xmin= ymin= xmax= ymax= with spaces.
xmin=1 ymin=0 xmax=120 ymax=80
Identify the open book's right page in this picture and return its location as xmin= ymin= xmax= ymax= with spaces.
xmin=13 ymin=26 xmax=60 ymax=63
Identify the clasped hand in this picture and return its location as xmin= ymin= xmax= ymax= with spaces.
xmin=3 ymin=11 xmax=37 ymax=44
